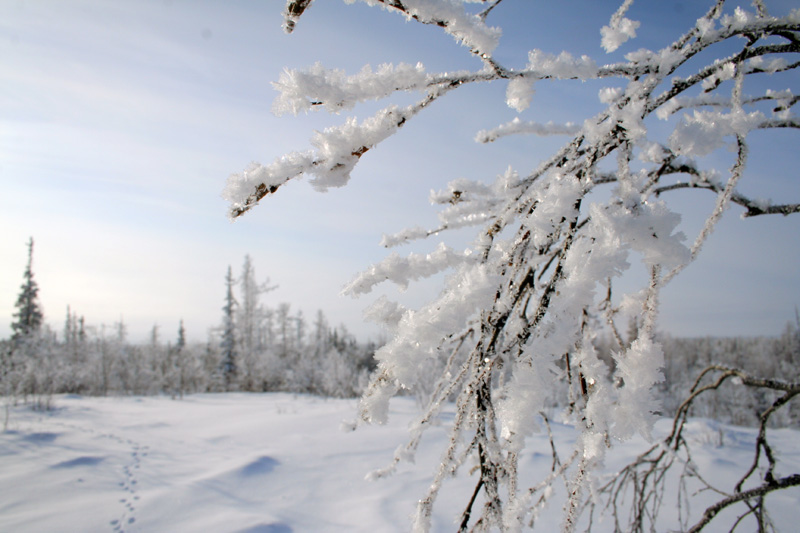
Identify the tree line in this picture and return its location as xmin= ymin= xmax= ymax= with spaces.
xmin=2 ymin=234 xmax=798 ymax=529
xmin=3 ymin=238 xmax=796 ymax=432
xmin=1 ymin=238 xmax=377 ymax=410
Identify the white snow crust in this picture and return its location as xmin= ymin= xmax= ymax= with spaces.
xmin=1 ymin=394 xmax=798 ymax=532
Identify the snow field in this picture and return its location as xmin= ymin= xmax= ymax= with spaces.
xmin=1 ymin=394 xmax=798 ymax=532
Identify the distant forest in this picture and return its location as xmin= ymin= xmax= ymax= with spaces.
xmin=2 ymin=239 xmax=798 ymax=429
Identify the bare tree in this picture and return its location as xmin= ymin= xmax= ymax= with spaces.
xmin=224 ymin=1 xmax=799 ymax=530
xmin=237 ymin=255 xmax=277 ymax=391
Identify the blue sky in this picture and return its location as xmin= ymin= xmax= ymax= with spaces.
xmin=1 ymin=0 xmax=798 ymax=343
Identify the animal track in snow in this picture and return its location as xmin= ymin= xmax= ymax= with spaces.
xmin=111 ymin=441 xmax=149 ymax=532
xmin=45 ymin=419 xmax=146 ymax=533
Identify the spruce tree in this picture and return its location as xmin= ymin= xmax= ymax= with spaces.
xmin=176 ymin=319 xmax=186 ymax=353
xmin=11 ymin=238 xmax=44 ymax=344
xmin=219 ymin=266 xmax=238 ymax=389
xmin=174 ymin=319 xmax=189 ymax=398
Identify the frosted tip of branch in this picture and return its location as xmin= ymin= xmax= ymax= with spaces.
xmin=600 ymin=16 xmax=640 ymax=53
xmin=282 ymin=0 xmax=314 ymax=33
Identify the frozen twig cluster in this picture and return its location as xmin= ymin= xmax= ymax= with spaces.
xmin=591 ymin=365 xmax=800 ymax=533
xmin=225 ymin=1 xmax=799 ymax=530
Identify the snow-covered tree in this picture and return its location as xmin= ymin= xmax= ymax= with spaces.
xmin=164 ymin=320 xmax=201 ymax=399
xmin=236 ymin=255 xmax=276 ymax=391
xmin=275 ymin=302 xmax=294 ymax=361
xmin=225 ymin=1 xmax=799 ymax=529
xmin=312 ymin=310 xmax=330 ymax=354
xmin=4 ymin=238 xmax=58 ymax=409
xmin=11 ymin=238 xmax=44 ymax=345
xmin=219 ymin=266 xmax=238 ymax=390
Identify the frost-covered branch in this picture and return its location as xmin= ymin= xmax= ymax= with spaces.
xmin=477 ymin=0 xmax=504 ymax=22
xmin=594 ymin=365 xmax=800 ymax=533
xmin=227 ymin=1 xmax=800 ymax=530
xmin=476 ymin=118 xmax=580 ymax=144
xmin=225 ymin=90 xmax=445 ymax=218
xmin=652 ymin=159 xmax=800 ymax=218
xmin=362 ymin=0 xmax=502 ymax=56
xmin=282 ymin=0 xmax=314 ymax=33
xmin=342 ymin=243 xmax=476 ymax=295
xmin=272 ymin=62 xmax=429 ymax=115
xmin=655 ymin=181 xmax=800 ymax=218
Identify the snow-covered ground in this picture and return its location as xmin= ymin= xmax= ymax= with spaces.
xmin=1 ymin=393 xmax=798 ymax=532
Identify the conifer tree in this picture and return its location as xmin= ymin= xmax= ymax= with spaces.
xmin=220 ymin=266 xmax=238 ymax=390
xmin=176 ymin=319 xmax=186 ymax=353
xmin=170 ymin=319 xmax=191 ymax=398
xmin=11 ymin=238 xmax=44 ymax=344
xmin=64 ymin=305 xmax=73 ymax=346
